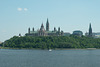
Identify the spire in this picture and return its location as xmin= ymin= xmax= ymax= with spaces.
xmin=47 ymin=18 xmax=49 ymax=23
xmin=33 ymin=27 xmax=34 ymax=31
xmin=89 ymin=23 xmax=91 ymax=29
xmin=41 ymin=23 xmax=44 ymax=27
xmin=58 ymin=27 xmax=60 ymax=32
xmin=58 ymin=27 xmax=61 ymax=35
xmin=28 ymin=27 xmax=30 ymax=34
xmin=54 ymin=27 xmax=57 ymax=32
xmin=89 ymin=23 xmax=92 ymax=37
xmin=46 ymin=18 xmax=49 ymax=31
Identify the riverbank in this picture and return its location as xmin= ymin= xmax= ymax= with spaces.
xmin=0 ymin=47 xmax=98 ymax=50
xmin=0 ymin=47 xmax=42 ymax=50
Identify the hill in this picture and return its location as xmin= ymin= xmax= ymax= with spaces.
xmin=2 ymin=35 xmax=100 ymax=49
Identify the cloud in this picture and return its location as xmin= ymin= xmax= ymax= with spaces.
xmin=24 ymin=8 xmax=28 ymax=11
xmin=17 ymin=8 xmax=22 ymax=11
xmin=17 ymin=8 xmax=28 ymax=11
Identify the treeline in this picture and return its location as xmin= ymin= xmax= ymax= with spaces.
xmin=1 ymin=35 xmax=100 ymax=49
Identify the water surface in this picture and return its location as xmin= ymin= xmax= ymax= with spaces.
xmin=0 ymin=49 xmax=100 ymax=67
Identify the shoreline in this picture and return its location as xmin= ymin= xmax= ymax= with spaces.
xmin=0 ymin=47 xmax=98 ymax=50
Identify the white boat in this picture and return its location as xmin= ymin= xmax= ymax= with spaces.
xmin=49 ymin=49 xmax=52 ymax=51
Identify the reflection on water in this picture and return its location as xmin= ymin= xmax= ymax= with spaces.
xmin=0 ymin=49 xmax=100 ymax=67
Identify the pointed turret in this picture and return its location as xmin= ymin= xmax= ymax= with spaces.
xmin=33 ymin=27 xmax=34 ymax=31
xmin=57 ymin=27 xmax=61 ymax=35
xmin=46 ymin=18 xmax=49 ymax=31
xmin=61 ymin=30 xmax=64 ymax=35
xmin=54 ymin=27 xmax=57 ymax=32
xmin=19 ymin=33 xmax=21 ymax=37
xmin=40 ymin=23 xmax=45 ymax=31
xmin=89 ymin=23 xmax=92 ymax=37
xmin=28 ymin=27 xmax=30 ymax=34
xmin=41 ymin=23 xmax=44 ymax=28
xmin=58 ymin=27 xmax=60 ymax=32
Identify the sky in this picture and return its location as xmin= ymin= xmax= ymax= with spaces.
xmin=0 ymin=0 xmax=100 ymax=42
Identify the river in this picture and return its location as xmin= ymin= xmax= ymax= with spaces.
xmin=0 ymin=49 xmax=100 ymax=67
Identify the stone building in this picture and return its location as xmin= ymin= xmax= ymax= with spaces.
xmin=73 ymin=30 xmax=83 ymax=37
xmin=25 ymin=19 xmax=69 ymax=36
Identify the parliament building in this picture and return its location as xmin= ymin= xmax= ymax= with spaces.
xmin=25 ymin=19 xmax=70 ymax=36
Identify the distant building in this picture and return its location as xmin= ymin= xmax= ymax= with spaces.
xmin=72 ymin=30 xmax=83 ymax=36
xmin=85 ymin=23 xmax=93 ymax=37
xmin=93 ymin=33 xmax=100 ymax=38
xmin=25 ymin=18 xmax=70 ymax=36
xmin=85 ymin=32 xmax=100 ymax=38
xmin=85 ymin=23 xmax=100 ymax=38
xmin=88 ymin=23 xmax=92 ymax=37
xmin=64 ymin=32 xmax=71 ymax=36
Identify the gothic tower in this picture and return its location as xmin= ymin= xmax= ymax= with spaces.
xmin=46 ymin=18 xmax=49 ymax=31
xmin=89 ymin=23 xmax=92 ymax=37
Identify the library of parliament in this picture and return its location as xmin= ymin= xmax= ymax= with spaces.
xmin=25 ymin=18 xmax=67 ymax=36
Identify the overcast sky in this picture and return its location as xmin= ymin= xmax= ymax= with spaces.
xmin=0 ymin=0 xmax=100 ymax=42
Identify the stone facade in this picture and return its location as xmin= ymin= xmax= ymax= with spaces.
xmin=25 ymin=19 xmax=69 ymax=36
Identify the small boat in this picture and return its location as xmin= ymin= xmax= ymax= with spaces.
xmin=49 ymin=49 xmax=52 ymax=52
